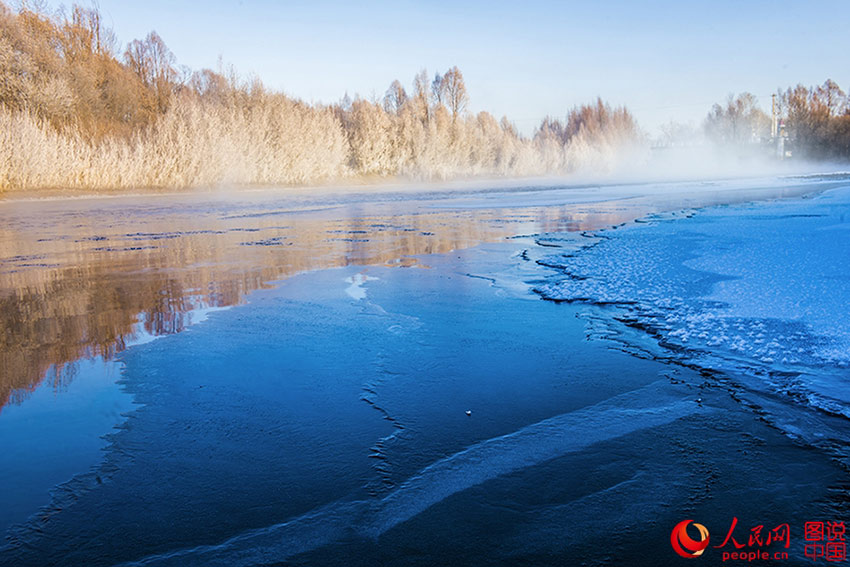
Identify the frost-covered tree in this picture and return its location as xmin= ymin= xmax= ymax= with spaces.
xmin=383 ymin=80 xmax=407 ymax=115
xmin=815 ymin=79 xmax=846 ymax=118
xmin=411 ymin=69 xmax=430 ymax=123
xmin=124 ymin=31 xmax=176 ymax=112
xmin=430 ymin=72 xmax=444 ymax=108
xmin=777 ymin=79 xmax=850 ymax=157
xmin=346 ymin=98 xmax=396 ymax=175
xmin=441 ymin=66 xmax=468 ymax=121
xmin=704 ymin=92 xmax=769 ymax=145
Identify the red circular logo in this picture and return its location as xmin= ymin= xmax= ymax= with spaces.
xmin=671 ymin=519 xmax=710 ymax=558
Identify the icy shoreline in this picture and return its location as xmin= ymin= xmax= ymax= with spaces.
xmin=534 ymin=184 xmax=850 ymax=427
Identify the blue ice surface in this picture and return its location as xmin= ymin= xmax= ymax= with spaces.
xmin=115 ymin=381 xmax=709 ymax=567
xmin=536 ymin=184 xmax=850 ymax=417
xmin=0 ymin=243 xmax=713 ymax=566
xmin=0 ymin=357 xmax=134 ymax=534
xmin=0 ymin=306 xmax=225 ymax=535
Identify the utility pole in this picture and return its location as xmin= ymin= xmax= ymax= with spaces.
xmin=771 ymin=93 xmax=786 ymax=159
xmin=771 ymin=94 xmax=778 ymax=139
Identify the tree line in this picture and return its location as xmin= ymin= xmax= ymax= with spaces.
xmin=0 ymin=2 xmax=642 ymax=192
xmin=702 ymin=80 xmax=850 ymax=158
xmin=5 ymin=3 xmax=846 ymax=192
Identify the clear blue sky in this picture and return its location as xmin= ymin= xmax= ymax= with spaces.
xmin=45 ymin=0 xmax=850 ymax=135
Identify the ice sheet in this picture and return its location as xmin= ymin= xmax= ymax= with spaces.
xmin=536 ymin=184 xmax=850 ymax=418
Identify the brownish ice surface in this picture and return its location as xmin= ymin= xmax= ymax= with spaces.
xmin=0 ymin=178 xmax=832 ymax=412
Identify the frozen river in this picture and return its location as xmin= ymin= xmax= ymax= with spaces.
xmin=1 ymin=175 xmax=848 ymax=565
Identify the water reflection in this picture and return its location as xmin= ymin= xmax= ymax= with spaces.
xmin=0 ymin=180 xmax=831 ymax=410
